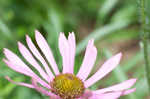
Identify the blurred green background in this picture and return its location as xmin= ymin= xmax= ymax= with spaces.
xmin=0 ymin=0 xmax=150 ymax=99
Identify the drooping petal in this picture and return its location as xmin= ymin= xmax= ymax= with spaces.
xmin=79 ymin=91 xmax=122 ymax=99
xmin=35 ymin=30 xmax=59 ymax=75
xmin=68 ymin=32 xmax=76 ymax=73
xmin=80 ymin=89 xmax=136 ymax=99
xmin=49 ymin=95 xmax=61 ymax=99
xmin=85 ymin=53 xmax=122 ymax=88
xmin=77 ymin=39 xmax=97 ymax=81
xmin=18 ymin=42 xmax=50 ymax=82
xmin=93 ymin=78 xmax=137 ymax=94
xmin=26 ymin=35 xmax=54 ymax=80
xmin=59 ymin=33 xmax=70 ymax=73
xmin=122 ymin=88 xmax=136 ymax=95
xmin=5 ymin=76 xmax=34 ymax=88
xmin=78 ymin=90 xmax=92 ymax=99
xmin=89 ymin=92 xmax=122 ymax=99
xmin=31 ymin=78 xmax=59 ymax=98
xmin=3 ymin=53 xmax=50 ymax=89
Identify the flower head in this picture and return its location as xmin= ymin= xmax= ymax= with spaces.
xmin=3 ymin=30 xmax=136 ymax=99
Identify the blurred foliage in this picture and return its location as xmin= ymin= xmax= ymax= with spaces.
xmin=0 ymin=0 xmax=149 ymax=99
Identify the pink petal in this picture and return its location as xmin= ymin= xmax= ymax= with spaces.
xmin=89 ymin=89 xmax=136 ymax=99
xmin=94 ymin=89 xmax=136 ymax=98
xmin=3 ymin=59 xmax=33 ymax=77
xmin=5 ymin=76 xmax=34 ymax=88
xmin=35 ymin=30 xmax=59 ymax=75
xmin=79 ymin=91 xmax=122 ymax=99
xmin=3 ymin=49 xmax=34 ymax=75
xmin=93 ymin=78 xmax=137 ymax=94
xmin=77 ymin=39 xmax=97 ymax=81
xmin=80 ymin=89 xmax=136 ymax=99
xmin=59 ymin=33 xmax=70 ymax=73
xmin=78 ymin=90 xmax=92 ymax=99
xmin=18 ymin=42 xmax=50 ymax=82
xmin=49 ymin=96 xmax=61 ymax=99
xmin=122 ymin=88 xmax=136 ymax=95
xmin=68 ymin=32 xmax=76 ymax=73
xmin=31 ymin=78 xmax=59 ymax=98
xmin=85 ymin=53 xmax=122 ymax=88
xmin=3 ymin=57 xmax=50 ymax=89
xmin=26 ymin=35 xmax=54 ymax=80
xmin=59 ymin=32 xmax=76 ymax=74
xmin=89 ymin=92 xmax=122 ymax=99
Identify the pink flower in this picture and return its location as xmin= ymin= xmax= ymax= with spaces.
xmin=3 ymin=30 xmax=136 ymax=99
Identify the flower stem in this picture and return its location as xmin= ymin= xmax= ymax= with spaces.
xmin=140 ymin=0 xmax=150 ymax=92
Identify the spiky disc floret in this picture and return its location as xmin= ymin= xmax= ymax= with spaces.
xmin=50 ymin=73 xmax=85 ymax=99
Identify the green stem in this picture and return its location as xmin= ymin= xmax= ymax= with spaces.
xmin=140 ymin=0 xmax=150 ymax=92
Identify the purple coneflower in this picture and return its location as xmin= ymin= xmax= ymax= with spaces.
xmin=3 ymin=30 xmax=136 ymax=99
